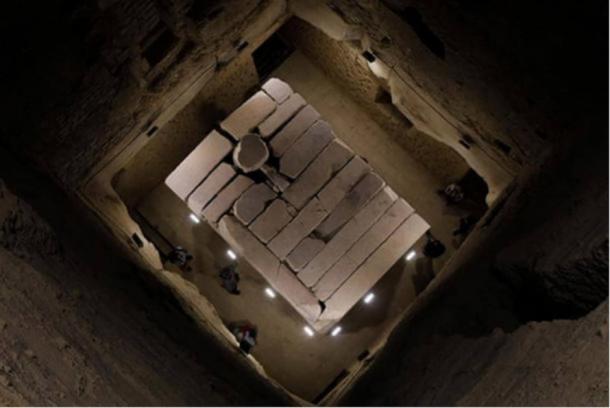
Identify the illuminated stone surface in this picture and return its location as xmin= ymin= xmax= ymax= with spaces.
xmin=283 ymin=139 xmax=353 ymax=209
xmin=313 ymin=199 xmax=414 ymax=300
xmin=259 ymin=93 xmax=306 ymax=138
xmin=286 ymin=237 xmax=325 ymax=272
xmin=279 ymin=120 xmax=334 ymax=179
xmin=317 ymin=156 xmax=370 ymax=212
xmin=167 ymin=78 xmax=430 ymax=329
xmin=298 ymin=187 xmax=397 ymax=287
xmin=268 ymin=197 xmax=327 ymax=260
xmin=262 ymin=77 xmax=292 ymax=103
xmin=320 ymin=214 xmax=430 ymax=322
xmin=249 ymin=199 xmax=293 ymax=243
xmin=202 ymin=175 xmax=254 ymax=223
xmin=233 ymin=183 xmax=276 ymax=225
xmin=187 ymin=163 xmax=235 ymax=213
xmin=220 ymin=91 xmax=276 ymax=139
xmin=270 ymin=105 xmax=320 ymax=157
xmin=165 ymin=130 xmax=232 ymax=200
xmin=315 ymin=172 xmax=385 ymax=238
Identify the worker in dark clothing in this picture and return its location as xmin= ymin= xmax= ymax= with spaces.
xmin=167 ymin=246 xmax=193 ymax=271
xmin=219 ymin=263 xmax=240 ymax=295
xmin=229 ymin=322 xmax=258 ymax=354
xmin=423 ymin=231 xmax=446 ymax=259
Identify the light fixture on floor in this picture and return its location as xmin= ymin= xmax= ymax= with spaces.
xmin=189 ymin=213 xmax=200 ymax=224
xmin=363 ymin=292 xmax=375 ymax=304
xmin=264 ymin=287 xmax=276 ymax=298
xmin=227 ymin=249 xmax=237 ymax=260
xmin=303 ymin=326 xmax=315 ymax=337
xmin=330 ymin=326 xmax=342 ymax=337
xmin=405 ymin=250 xmax=416 ymax=261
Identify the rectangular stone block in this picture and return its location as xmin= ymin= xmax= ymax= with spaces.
xmin=261 ymin=164 xmax=291 ymax=192
xmin=258 ymin=93 xmax=306 ymax=138
xmin=262 ymin=78 xmax=292 ymax=103
xmin=315 ymin=172 xmax=385 ymax=238
xmin=282 ymin=139 xmax=353 ymax=209
xmin=297 ymin=187 xmax=398 ymax=287
xmin=187 ymin=163 xmax=235 ymax=213
xmin=317 ymin=157 xmax=371 ymax=212
xmin=165 ymin=130 xmax=232 ymax=200
xmin=273 ymin=265 xmax=321 ymax=323
xmin=249 ymin=199 xmax=293 ymax=243
xmin=321 ymin=214 xmax=430 ymax=321
xmin=313 ymin=199 xmax=414 ymax=300
xmin=279 ymin=120 xmax=334 ymax=179
xmin=269 ymin=105 xmax=320 ymax=157
xmin=233 ymin=183 xmax=277 ymax=225
xmin=202 ymin=175 xmax=253 ymax=223
xmin=268 ymin=197 xmax=328 ymax=260
xmin=218 ymin=215 xmax=280 ymax=281
xmin=220 ymin=91 xmax=276 ymax=140
xmin=286 ymin=237 xmax=325 ymax=272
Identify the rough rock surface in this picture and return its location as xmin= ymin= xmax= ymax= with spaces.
xmin=0 ymin=176 xmax=291 ymax=406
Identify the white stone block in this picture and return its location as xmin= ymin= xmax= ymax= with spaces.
xmin=269 ymin=105 xmax=320 ymax=157
xmin=218 ymin=215 xmax=280 ymax=280
xmin=262 ymin=78 xmax=292 ymax=103
xmin=187 ymin=163 xmax=235 ymax=214
xmin=165 ymin=130 xmax=232 ymax=200
xmin=273 ymin=264 xmax=322 ymax=323
xmin=297 ymin=187 xmax=398 ymax=287
xmin=268 ymin=197 xmax=328 ymax=260
xmin=233 ymin=183 xmax=277 ymax=225
xmin=220 ymin=91 xmax=276 ymax=140
xmin=249 ymin=199 xmax=293 ymax=243
xmin=282 ymin=139 xmax=353 ymax=209
xmin=279 ymin=120 xmax=334 ymax=179
xmin=258 ymin=93 xmax=306 ymax=138
xmin=313 ymin=199 xmax=414 ymax=300
xmin=202 ymin=175 xmax=253 ymax=223
xmin=315 ymin=172 xmax=385 ymax=238
xmin=320 ymin=214 xmax=430 ymax=321
xmin=317 ymin=156 xmax=371 ymax=212
xmin=286 ymin=237 xmax=325 ymax=272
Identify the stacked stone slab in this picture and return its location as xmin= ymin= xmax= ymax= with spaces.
xmin=165 ymin=78 xmax=430 ymax=332
xmin=220 ymin=91 xmax=276 ymax=139
xmin=165 ymin=130 xmax=233 ymax=200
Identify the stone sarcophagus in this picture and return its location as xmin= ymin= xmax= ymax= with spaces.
xmin=166 ymin=78 xmax=429 ymax=332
